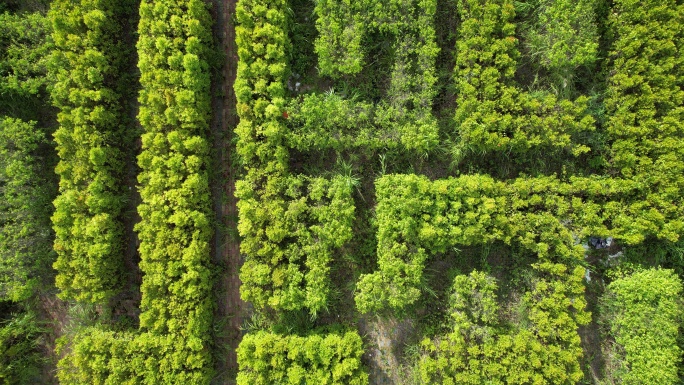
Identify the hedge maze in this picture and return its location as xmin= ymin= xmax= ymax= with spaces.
xmin=234 ymin=0 xmax=684 ymax=382
xmin=37 ymin=0 xmax=684 ymax=383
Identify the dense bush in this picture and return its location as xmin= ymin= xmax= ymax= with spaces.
xmin=354 ymin=174 xmax=585 ymax=313
xmin=135 ymin=0 xmax=214 ymax=336
xmin=48 ymin=0 xmax=130 ymax=303
xmin=601 ymin=269 xmax=683 ymax=385
xmin=314 ymin=0 xmax=369 ymax=77
xmin=0 ymin=118 xmax=54 ymax=302
xmin=605 ymin=0 xmax=684 ymax=182
xmin=57 ymin=327 xmax=212 ymax=384
xmin=356 ymin=171 xmax=684 ymax=313
xmin=237 ymin=331 xmax=368 ymax=385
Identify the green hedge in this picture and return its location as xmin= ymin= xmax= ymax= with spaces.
xmin=57 ymin=328 xmax=212 ymax=384
xmin=57 ymin=0 xmax=215 ymax=383
xmin=524 ymin=0 xmax=598 ymax=87
xmin=452 ymin=0 xmax=594 ymax=158
xmin=602 ymin=268 xmax=683 ymax=385
xmin=356 ymin=172 xmax=684 ymax=313
xmin=606 ymin=0 xmax=684 ymax=182
xmin=48 ymin=0 xmax=130 ymax=303
xmin=0 ymin=311 xmax=45 ymax=385
xmin=235 ymin=0 xmax=355 ymax=315
xmin=135 ymin=0 xmax=213 ymax=336
xmin=288 ymin=0 xmax=440 ymax=152
xmin=237 ymin=331 xmax=368 ymax=385
xmin=0 ymin=118 xmax=54 ymax=302
xmin=419 ymin=268 xmax=588 ymax=384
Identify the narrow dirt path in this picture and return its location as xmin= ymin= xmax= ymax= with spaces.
xmin=210 ymin=0 xmax=244 ymax=382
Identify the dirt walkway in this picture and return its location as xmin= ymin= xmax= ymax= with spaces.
xmin=210 ymin=0 xmax=244 ymax=382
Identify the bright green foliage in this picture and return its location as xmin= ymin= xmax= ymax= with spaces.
xmin=0 ymin=312 xmax=44 ymax=385
xmin=57 ymin=0 xmax=215 ymax=383
xmin=135 ymin=0 xmax=213 ymax=336
xmin=0 ymin=11 xmax=51 ymax=103
xmin=48 ymin=0 xmax=129 ymax=304
xmin=357 ymin=171 xmax=684 ymax=313
xmin=524 ymin=0 xmax=598 ymax=86
xmin=235 ymin=0 xmax=355 ymax=314
xmin=236 ymin=331 xmax=368 ymax=385
xmin=238 ymin=175 xmax=354 ymax=312
xmin=602 ymin=269 xmax=683 ymax=385
xmin=57 ymin=328 xmax=212 ymax=385
xmin=606 ymin=0 xmax=684 ymax=182
xmin=302 ymin=0 xmax=440 ymax=152
xmin=453 ymin=0 xmax=594 ymax=158
xmin=419 ymin=267 xmax=588 ymax=384
xmin=355 ymin=174 xmax=583 ymax=313
xmin=0 ymin=118 xmax=54 ymax=302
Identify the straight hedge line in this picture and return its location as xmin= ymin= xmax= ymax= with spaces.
xmin=48 ymin=0 xmax=131 ymax=304
xmin=237 ymin=331 xmax=368 ymax=385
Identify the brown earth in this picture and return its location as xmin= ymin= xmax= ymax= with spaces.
xmin=209 ymin=0 xmax=245 ymax=383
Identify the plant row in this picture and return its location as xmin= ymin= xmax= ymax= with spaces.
xmin=48 ymin=0 xmax=130 ymax=304
xmin=235 ymin=0 xmax=356 ymax=316
xmin=452 ymin=0 xmax=595 ymax=159
xmin=57 ymin=0 xmax=215 ymax=383
xmin=0 ymin=118 xmax=54 ymax=302
xmin=237 ymin=330 xmax=368 ymax=385
xmin=419 ymin=267 xmax=589 ymax=384
xmin=606 ymin=0 xmax=684 ymax=182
